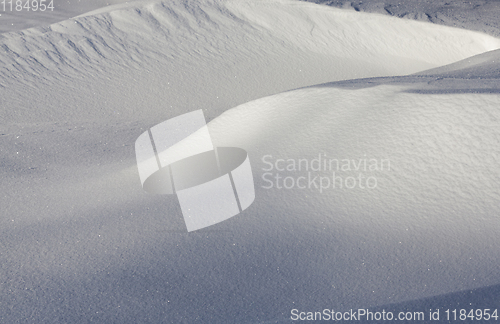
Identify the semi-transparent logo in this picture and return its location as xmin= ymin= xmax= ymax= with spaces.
xmin=135 ymin=110 xmax=255 ymax=232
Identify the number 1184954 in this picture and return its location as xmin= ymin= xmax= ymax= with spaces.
xmin=1 ymin=0 xmax=54 ymax=12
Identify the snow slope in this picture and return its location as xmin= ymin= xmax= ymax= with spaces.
xmin=0 ymin=0 xmax=136 ymax=34
xmin=1 ymin=0 xmax=500 ymax=323
xmin=303 ymin=0 xmax=500 ymax=38
xmin=203 ymin=52 xmax=500 ymax=316
xmin=2 ymin=0 xmax=499 ymax=126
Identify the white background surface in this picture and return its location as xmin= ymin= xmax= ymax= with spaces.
xmin=1 ymin=0 xmax=500 ymax=322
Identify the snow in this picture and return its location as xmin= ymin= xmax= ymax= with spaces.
xmin=303 ymin=0 xmax=500 ymax=38
xmin=1 ymin=0 xmax=500 ymax=322
xmin=0 ymin=0 xmax=136 ymax=34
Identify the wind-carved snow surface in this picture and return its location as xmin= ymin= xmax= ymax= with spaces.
xmin=302 ymin=0 xmax=500 ymax=38
xmin=0 ymin=0 xmax=136 ymax=35
xmin=1 ymin=0 xmax=500 ymax=323
xmin=1 ymin=0 xmax=499 ymax=124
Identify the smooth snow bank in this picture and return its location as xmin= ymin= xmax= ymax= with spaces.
xmin=303 ymin=0 xmax=500 ymax=38
xmin=227 ymin=0 xmax=500 ymax=64
xmin=416 ymin=48 xmax=500 ymax=79
xmin=199 ymin=66 xmax=500 ymax=311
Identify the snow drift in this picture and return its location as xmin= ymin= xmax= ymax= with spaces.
xmin=1 ymin=0 xmax=499 ymax=125
xmin=1 ymin=0 xmax=500 ymax=323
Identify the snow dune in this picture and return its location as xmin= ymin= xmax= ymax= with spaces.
xmin=1 ymin=0 xmax=500 ymax=323
xmin=303 ymin=0 xmax=500 ymax=38
xmin=1 ymin=0 xmax=499 ymax=125
xmin=203 ymin=54 xmax=500 ymax=312
xmin=417 ymin=48 xmax=500 ymax=80
xmin=0 ymin=0 xmax=136 ymax=34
